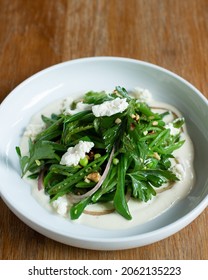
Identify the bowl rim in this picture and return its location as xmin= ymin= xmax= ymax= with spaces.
xmin=1 ymin=56 xmax=208 ymax=106
xmin=0 ymin=56 xmax=207 ymax=249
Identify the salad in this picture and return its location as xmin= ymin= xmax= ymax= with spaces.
xmin=16 ymin=86 xmax=185 ymax=220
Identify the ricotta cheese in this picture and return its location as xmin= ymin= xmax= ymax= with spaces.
xmin=61 ymin=96 xmax=74 ymax=113
xmin=60 ymin=140 xmax=94 ymax=166
xmin=92 ymin=98 xmax=129 ymax=117
xmin=170 ymin=163 xmax=185 ymax=180
xmin=132 ymin=87 xmax=152 ymax=102
xmin=165 ymin=122 xmax=180 ymax=136
xmin=52 ymin=196 xmax=68 ymax=216
xmin=23 ymin=123 xmax=45 ymax=139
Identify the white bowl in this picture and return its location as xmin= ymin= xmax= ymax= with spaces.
xmin=0 ymin=57 xmax=207 ymax=250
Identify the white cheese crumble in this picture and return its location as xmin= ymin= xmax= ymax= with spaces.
xmin=52 ymin=196 xmax=68 ymax=216
xmin=132 ymin=87 xmax=152 ymax=102
xmin=92 ymin=98 xmax=129 ymax=117
xmin=23 ymin=124 xmax=45 ymax=139
xmin=60 ymin=141 xmax=94 ymax=166
xmin=165 ymin=122 xmax=180 ymax=136
xmin=61 ymin=97 xmax=74 ymax=113
xmin=171 ymin=163 xmax=185 ymax=180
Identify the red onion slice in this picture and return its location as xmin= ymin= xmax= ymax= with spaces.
xmin=68 ymin=146 xmax=115 ymax=203
xmin=83 ymin=182 xmax=132 ymax=216
xmin=83 ymin=208 xmax=115 ymax=215
xmin=38 ymin=169 xmax=45 ymax=191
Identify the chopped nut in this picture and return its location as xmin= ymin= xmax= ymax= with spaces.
xmin=86 ymin=172 xmax=101 ymax=183
xmin=131 ymin=114 xmax=140 ymax=121
xmin=115 ymin=118 xmax=122 ymax=124
xmin=84 ymin=178 xmax=91 ymax=183
xmin=153 ymin=152 xmax=161 ymax=160
xmin=88 ymin=151 xmax=94 ymax=160
xmin=135 ymin=114 xmax=140 ymax=121
xmin=152 ymin=121 xmax=158 ymax=126
xmin=35 ymin=159 xmax=41 ymax=166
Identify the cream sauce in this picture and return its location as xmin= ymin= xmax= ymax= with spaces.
xmin=21 ymin=96 xmax=195 ymax=230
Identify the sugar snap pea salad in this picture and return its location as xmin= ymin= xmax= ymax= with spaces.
xmin=16 ymin=86 xmax=186 ymax=220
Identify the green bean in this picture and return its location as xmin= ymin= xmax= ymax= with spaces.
xmin=113 ymin=154 xmax=132 ymax=220
xmin=35 ymin=116 xmax=64 ymax=142
xmin=70 ymin=197 xmax=91 ymax=220
xmin=149 ymin=129 xmax=170 ymax=148
xmin=64 ymin=110 xmax=92 ymax=123
xmin=92 ymin=165 xmax=117 ymax=202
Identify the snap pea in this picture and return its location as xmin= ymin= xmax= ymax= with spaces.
xmin=70 ymin=196 xmax=92 ymax=220
xmin=113 ymin=154 xmax=132 ymax=220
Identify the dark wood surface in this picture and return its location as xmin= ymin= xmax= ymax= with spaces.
xmin=0 ymin=0 xmax=207 ymax=260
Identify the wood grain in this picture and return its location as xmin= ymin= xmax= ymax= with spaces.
xmin=0 ymin=0 xmax=207 ymax=260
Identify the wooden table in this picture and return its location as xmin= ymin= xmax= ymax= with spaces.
xmin=0 ymin=0 xmax=207 ymax=260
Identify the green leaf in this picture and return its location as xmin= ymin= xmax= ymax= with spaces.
xmin=173 ymin=117 xmax=185 ymax=128
xmin=16 ymin=147 xmax=30 ymax=176
xmin=62 ymin=122 xmax=94 ymax=145
xmin=128 ymin=174 xmax=156 ymax=201
xmin=115 ymin=86 xmax=132 ymax=102
xmin=103 ymin=124 xmax=121 ymax=152
xmin=149 ymin=129 xmax=170 ymax=148
xmin=136 ymin=102 xmax=158 ymax=117
xmin=154 ymin=140 xmax=185 ymax=154
xmin=83 ymin=91 xmax=113 ymax=104
xmin=128 ymin=168 xmax=178 ymax=201
xmin=22 ymin=140 xmax=58 ymax=175
xmin=94 ymin=113 xmax=125 ymax=152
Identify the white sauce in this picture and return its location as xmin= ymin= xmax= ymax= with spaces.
xmin=165 ymin=122 xmax=180 ymax=136
xmin=21 ymin=90 xmax=195 ymax=230
xmin=132 ymin=87 xmax=152 ymax=102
